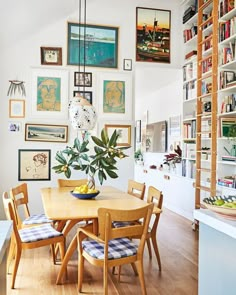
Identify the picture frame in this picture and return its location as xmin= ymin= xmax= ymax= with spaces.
xmin=67 ymin=22 xmax=119 ymax=68
xmin=18 ymin=149 xmax=51 ymax=181
xmin=98 ymin=72 xmax=132 ymax=120
xmin=8 ymin=122 xmax=21 ymax=132
xmin=25 ymin=123 xmax=68 ymax=143
xmin=136 ymin=120 xmax=141 ymax=143
xmin=40 ymin=47 xmax=62 ymax=65
xmin=31 ymin=68 xmax=69 ymax=119
xmin=169 ymin=115 xmax=181 ymax=137
xmin=105 ymin=124 xmax=131 ymax=146
xmin=73 ymin=91 xmax=93 ymax=104
xmin=136 ymin=7 xmax=171 ymax=63
xmin=123 ymin=59 xmax=132 ymax=71
xmin=220 ymin=117 xmax=236 ymax=137
xmin=9 ymin=99 xmax=25 ymax=118
xmin=74 ymin=72 xmax=92 ymax=87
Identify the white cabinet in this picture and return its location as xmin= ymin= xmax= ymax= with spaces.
xmin=134 ymin=165 xmax=195 ymax=221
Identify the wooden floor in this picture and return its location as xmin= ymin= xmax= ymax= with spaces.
xmin=7 ymin=208 xmax=198 ymax=295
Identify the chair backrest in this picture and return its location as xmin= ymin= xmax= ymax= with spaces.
xmin=147 ymin=186 xmax=163 ymax=209
xmin=127 ymin=179 xmax=146 ymax=200
xmin=2 ymin=191 xmax=12 ymax=221
xmin=98 ymin=203 xmax=154 ymax=253
xmin=10 ymin=183 xmax=30 ymax=226
xmin=57 ymin=179 xmax=87 ymax=188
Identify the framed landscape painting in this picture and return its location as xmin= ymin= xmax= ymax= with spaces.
xmin=136 ymin=7 xmax=171 ymax=63
xmin=105 ymin=124 xmax=131 ymax=146
xmin=18 ymin=149 xmax=51 ymax=181
xmin=25 ymin=123 xmax=68 ymax=143
xmin=67 ymin=22 xmax=118 ymax=68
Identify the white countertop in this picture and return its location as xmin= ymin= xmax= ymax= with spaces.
xmin=194 ymin=209 xmax=236 ymax=239
xmin=0 ymin=220 xmax=12 ymax=264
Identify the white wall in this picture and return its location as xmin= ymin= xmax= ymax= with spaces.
xmin=0 ymin=0 xmax=182 ymax=219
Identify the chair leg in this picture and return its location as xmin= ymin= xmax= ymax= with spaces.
xmin=7 ymin=238 xmax=16 ymax=274
xmin=131 ymin=262 xmax=138 ymax=276
xmin=51 ymin=244 xmax=56 ymax=264
xmin=136 ymin=260 xmax=147 ymax=295
xmin=11 ymin=246 xmax=22 ymax=289
xmin=78 ymin=255 xmax=84 ymax=292
xmin=151 ymin=236 xmax=161 ymax=271
xmin=146 ymin=238 xmax=152 ymax=259
xmin=118 ymin=266 xmax=121 ymax=282
xmin=103 ymin=264 xmax=108 ymax=295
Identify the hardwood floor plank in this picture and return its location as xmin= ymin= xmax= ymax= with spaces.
xmin=7 ymin=208 xmax=198 ymax=294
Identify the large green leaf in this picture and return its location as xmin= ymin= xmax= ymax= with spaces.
xmin=108 ymin=130 xmax=117 ymax=147
xmin=55 ymin=152 xmax=67 ymax=164
xmin=101 ymin=128 xmax=109 ymax=145
xmin=91 ymin=135 xmax=106 ymax=148
xmin=52 ymin=164 xmax=64 ymax=171
xmin=105 ymin=169 xmax=118 ymax=178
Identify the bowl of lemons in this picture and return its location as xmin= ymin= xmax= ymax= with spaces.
xmin=203 ymin=195 xmax=236 ymax=219
xmin=70 ymin=184 xmax=100 ymax=199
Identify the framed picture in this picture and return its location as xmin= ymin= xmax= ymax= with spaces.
xmin=136 ymin=7 xmax=171 ymax=63
xmin=220 ymin=117 xmax=236 ymax=137
xmin=40 ymin=47 xmax=62 ymax=65
xmin=8 ymin=122 xmax=21 ymax=132
xmin=18 ymin=149 xmax=51 ymax=181
xmin=136 ymin=120 xmax=141 ymax=143
xmin=74 ymin=72 xmax=92 ymax=87
xmin=123 ymin=59 xmax=132 ymax=71
xmin=25 ymin=123 xmax=68 ymax=143
xmin=105 ymin=124 xmax=131 ymax=146
xmin=67 ymin=22 xmax=119 ymax=68
xmin=9 ymin=99 xmax=25 ymax=118
xmin=98 ymin=72 xmax=132 ymax=120
xmin=169 ymin=115 xmax=181 ymax=137
xmin=31 ymin=68 xmax=69 ymax=119
xmin=73 ymin=91 xmax=93 ymax=104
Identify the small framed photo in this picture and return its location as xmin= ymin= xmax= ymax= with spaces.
xmin=40 ymin=47 xmax=62 ymax=65
xmin=73 ymin=91 xmax=93 ymax=104
xmin=74 ymin=72 xmax=92 ymax=87
xmin=9 ymin=99 xmax=25 ymax=118
xmin=123 ymin=59 xmax=132 ymax=71
xmin=25 ymin=123 xmax=68 ymax=143
xmin=8 ymin=122 xmax=21 ymax=132
xmin=220 ymin=117 xmax=236 ymax=137
xmin=18 ymin=149 xmax=51 ymax=181
xmin=105 ymin=124 xmax=131 ymax=146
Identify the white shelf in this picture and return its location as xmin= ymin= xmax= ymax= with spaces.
xmin=219 ymin=33 xmax=236 ymax=46
xmin=218 ymin=111 xmax=236 ymax=117
xmin=219 ymin=8 xmax=236 ymax=22
xmin=218 ymin=85 xmax=236 ymax=93
xmin=219 ymin=60 xmax=236 ymax=71
xmin=183 ymin=97 xmax=197 ymax=103
xmin=217 ymin=160 xmax=236 ymax=166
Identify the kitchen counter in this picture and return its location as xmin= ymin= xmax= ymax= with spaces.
xmin=0 ymin=220 xmax=12 ymax=295
xmin=194 ymin=209 xmax=236 ymax=295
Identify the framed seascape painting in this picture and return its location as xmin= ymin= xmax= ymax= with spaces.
xmin=98 ymin=72 xmax=132 ymax=120
xmin=18 ymin=149 xmax=51 ymax=181
xmin=31 ymin=68 xmax=69 ymax=119
xmin=67 ymin=22 xmax=119 ymax=68
xmin=25 ymin=123 xmax=68 ymax=143
xmin=136 ymin=7 xmax=171 ymax=63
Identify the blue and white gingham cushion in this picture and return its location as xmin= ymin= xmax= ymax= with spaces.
xmin=82 ymin=238 xmax=137 ymax=260
xmin=23 ymin=213 xmax=51 ymax=225
xmin=19 ymin=224 xmax=63 ymax=243
xmin=112 ymin=221 xmax=132 ymax=228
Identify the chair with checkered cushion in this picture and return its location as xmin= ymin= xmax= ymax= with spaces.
xmin=2 ymin=195 xmax=65 ymax=289
xmin=77 ymin=203 xmax=154 ymax=295
xmin=10 ymin=183 xmax=51 ymax=228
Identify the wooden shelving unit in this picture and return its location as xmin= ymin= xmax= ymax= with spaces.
xmin=195 ymin=0 xmax=218 ymax=212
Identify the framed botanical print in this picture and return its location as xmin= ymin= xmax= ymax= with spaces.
xmin=18 ymin=149 xmax=51 ymax=181
xmin=31 ymin=68 xmax=69 ymax=119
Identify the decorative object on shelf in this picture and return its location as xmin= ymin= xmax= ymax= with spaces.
xmin=7 ymin=80 xmax=26 ymax=96
xmin=52 ymin=128 xmax=130 ymax=187
xmin=163 ymin=145 xmax=182 ymax=169
xmin=40 ymin=47 xmax=62 ymax=65
xmin=220 ymin=117 xmax=236 ymax=137
xmin=136 ymin=7 xmax=171 ymax=63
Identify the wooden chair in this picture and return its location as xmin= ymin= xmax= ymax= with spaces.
xmin=9 ymin=183 xmax=51 ymax=228
xmin=146 ymin=186 xmax=163 ymax=271
xmin=77 ymin=203 xmax=154 ymax=295
xmin=127 ymin=179 xmax=146 ymax=200
xmin=2 ymin=192 xmax=65 ymax=289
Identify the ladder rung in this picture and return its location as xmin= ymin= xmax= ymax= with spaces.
xmin=199 ymin=54 xmax=212 ymax=63
xmin=195 ymin=185 xmax=211 ymax=192
xmin=196 ymin=149 xmax=211 ymax=153
xmin=199 ymin=0 xmax=213 ymax=11
xmin=196 ymin=131 xmax=211 ymax=134
xmin=197 ymin=168 xmax=211 ymax=172
xmin=198 ymin=73 xmax=212 ymax=80
xmin=199 ymin=16 xmax=213 ymax=29
xmin=197 ymin=93 xmax=212 ymax=99
xmin=200 ymin=35 xmax=212 ymax=45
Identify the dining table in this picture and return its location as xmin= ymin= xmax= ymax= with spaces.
xmin=41 ymin=185 xmax=161 ymax=284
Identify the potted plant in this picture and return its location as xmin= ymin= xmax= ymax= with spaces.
xmin=134 ymin=149 xmax=143 ymax=164
xmin=52 ymin=128 xmax=129 ymax=188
